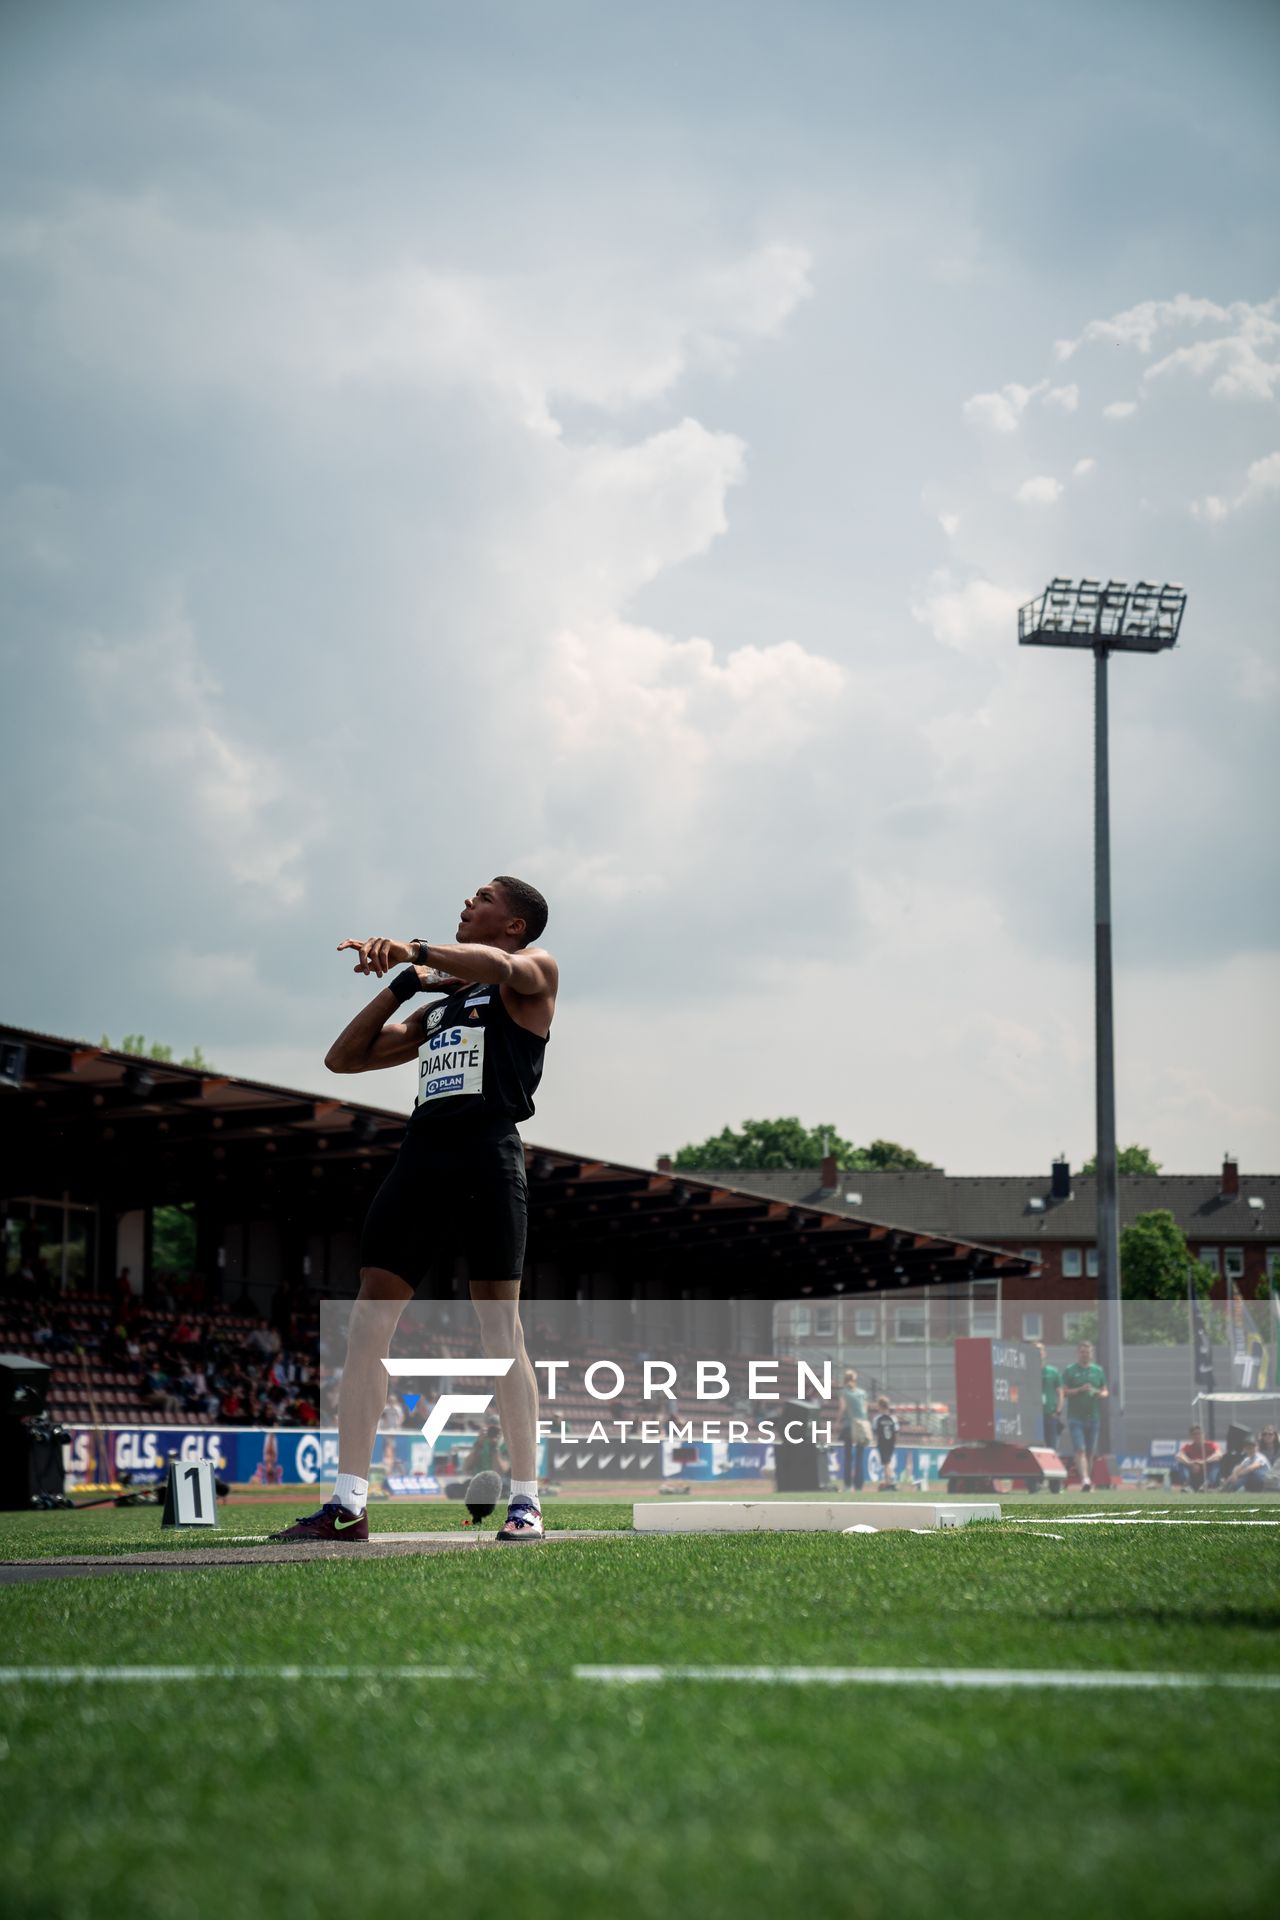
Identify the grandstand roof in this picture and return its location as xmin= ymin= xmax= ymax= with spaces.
xmin=0 ymin=1022 xmax=1030 ymax=1296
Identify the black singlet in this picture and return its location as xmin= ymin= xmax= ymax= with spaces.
xmin=406 ymin=977 xmax=548 ymax=1137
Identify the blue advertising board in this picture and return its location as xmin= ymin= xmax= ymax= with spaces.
xmin=64 ymin=1426 xmax=467 ymax=1491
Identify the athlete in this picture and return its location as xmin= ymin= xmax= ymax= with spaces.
xmin=274 ymin=875 xmax=556 ymax=1545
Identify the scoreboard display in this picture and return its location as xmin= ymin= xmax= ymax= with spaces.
xmin=954 ymin=1337 xmax=1040 ymax=1446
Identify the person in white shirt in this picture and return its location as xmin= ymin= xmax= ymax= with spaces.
xmin=1217 ymin=1434 xmax=1274 ymax=1493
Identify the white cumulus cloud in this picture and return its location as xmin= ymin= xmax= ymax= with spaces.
xmin=1015 ymin=475 xmax=1062 ymax=505
xmin=912 ymin=577 xmax=1026 ymax=656
xmin=1053 ymin=291 xmax=1280 ymax=404
xmin=961 ymin=379 xmax=1047 ymax=432
xmin=76 ymin=597 xmax=314 ymax=906
xmin=1192 ymin=450 xmax=1280 ymax=521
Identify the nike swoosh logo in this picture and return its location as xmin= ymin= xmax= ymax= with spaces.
xmin=333 ymin=1515 xmax=363 ymax=1532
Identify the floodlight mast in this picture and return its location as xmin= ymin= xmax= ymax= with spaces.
xmin=1018 ymin=579 xmax=1186 ymax=1467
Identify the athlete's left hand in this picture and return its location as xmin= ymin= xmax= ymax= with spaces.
xmin=337 ymin=936 xmax=413 ymax=977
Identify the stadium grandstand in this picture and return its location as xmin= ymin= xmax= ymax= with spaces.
xmin=1 ymin=1021 xmax=1030 ymax=1312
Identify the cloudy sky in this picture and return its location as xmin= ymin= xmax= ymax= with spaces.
xmin=2 ymin=0 xmax=1277 ymax=1176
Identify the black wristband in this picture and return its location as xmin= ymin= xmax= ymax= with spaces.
xmin=388 ymin=967 xmax=420 ymax=1005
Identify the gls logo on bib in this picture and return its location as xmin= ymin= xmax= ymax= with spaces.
xmin=416 ymin=1025 xmax=484 ymax=1104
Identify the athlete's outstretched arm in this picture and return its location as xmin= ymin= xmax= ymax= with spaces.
xmin=338 ymin=936 xmax=556 ymax=996
xmin=415 ymin=940 xmax=557 ymax=995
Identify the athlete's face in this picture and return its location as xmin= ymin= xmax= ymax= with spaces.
xmin=458 ymin=880 xmax=524 ymax=946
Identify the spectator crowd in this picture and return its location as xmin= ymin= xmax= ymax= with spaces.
xmin=3 ymin=1278 xmax=320 ymax=1429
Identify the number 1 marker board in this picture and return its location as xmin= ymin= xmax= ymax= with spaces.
xmin=161 ymin=1459 xmax=219 ymax=1528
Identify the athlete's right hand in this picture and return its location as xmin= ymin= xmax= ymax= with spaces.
xmin=337 ymin=936 xmax=413 ymax=977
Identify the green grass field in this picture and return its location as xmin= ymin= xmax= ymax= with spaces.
xmin=2 ymin=1498 xmax=1278 ymax=1920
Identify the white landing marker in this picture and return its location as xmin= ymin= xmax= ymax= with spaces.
xmin=574 ymin=1665 xmax=1280 ymax=1691
xmin=632 ymin=1500 xmax=1000 ymax=1533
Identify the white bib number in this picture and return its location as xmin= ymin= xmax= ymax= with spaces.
xmin=416 ymin=1024 xmax=485 ymax=1106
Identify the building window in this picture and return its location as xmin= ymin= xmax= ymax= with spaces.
xmin=814 ymin=1305 xmax=836 ymax=1337
xmin=1086 ymin=1249 xmax=1099 ymax=1278
xmin=1062 ymin=1248 xmax=1083 ymax=1278
xmin=1224 ymin=1248 xmax=1245 ymax=1282
xmin=1022 ymin=1312 xmax=1044 ymax=1342
xmin=1021 ymin=1247 xmax=1043 ymax=1272
xmin=1063 ymin=1311 xmax=1092 ymax=1341
xmin=1198 ymin=1247 xmax=1220 ymax=1274
xmin=792 ymin=1306 xmax=812 ymax=1337
xmin=1267 ymin=1249 xmax=1280 ymax=1281
xmin=970 ymin=1281 xmax=1000 ymax=1338
xmin=853 ymin=1307 xmax=877 ymax=1338
xmin=894 ymin=1305 xmax=928 ymax=1343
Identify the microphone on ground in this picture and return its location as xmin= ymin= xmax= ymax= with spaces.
xmin=465 ymin=1469 xmax=503 ymax=1528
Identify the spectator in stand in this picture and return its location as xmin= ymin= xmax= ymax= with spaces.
xmin=221 ymin=1384 xmax=245 ymax=1423
xmin=248 ymin=1320 xmax=279 ymax=1359
xmin=1217 ymin=1433 xmax=1277 ymax=1494
xmin=379 ymin=1393 xmax=405 ymax=1431
xmin=1060 ymin=1341 xmax=1108 ymax=1491
xmin=872 ymin=1396 xmax=899 ymax=1490
xmin=1259 ymin=1425 xmax=1280 ymax=1476
xmin=1036 ymin=1344 xmax=1063 ymax=1454
xmin=1172 ymin=1423 xmax=1222 ymax=1492
xmin=840 ymin=1369 xmax=873 ymax=1492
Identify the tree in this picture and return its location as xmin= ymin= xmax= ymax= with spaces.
xmin=152 ymin=1202 xmax=197 ymax=1278
xmin=100 ymin=1035 xmax=213 ymax=1070
xmin=861 ymin=1139 xmax=936 ymax=1170
xmin=1081 ymin=1144 xmax=1162 ymax=1176
xmin=1120 ymin=1209 xmax=1211 ymax=1345
xmin=672 ymin=1119 xmax=935 ymax=1172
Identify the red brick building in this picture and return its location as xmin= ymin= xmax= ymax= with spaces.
xmin=685 ymin=1155 xmax=1279 ymax=1345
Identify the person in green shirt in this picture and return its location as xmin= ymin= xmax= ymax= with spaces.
xmin=1060 ymin=1341 xmax=1108 ymax=1490
xmin=840 ymin=1369 xmax=872 ymax=1491
xmin=1037 ymin=1344 xmax=1063 ymax=1452
xmin=464 ymin=1422 xmax=509 ymax=1482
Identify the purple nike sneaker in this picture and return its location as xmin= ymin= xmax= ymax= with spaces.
xmin=271 ymin=1501 xmax=368 ymax=1543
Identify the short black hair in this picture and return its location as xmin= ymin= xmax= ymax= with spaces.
xmin=494 ymin=875 xmax=548 ymax=946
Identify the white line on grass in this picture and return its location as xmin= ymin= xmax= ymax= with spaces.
xmin=0 ymin=1666 xmax=475 ymax=1684
xmin=573 ymin=1666 xmax=1280 ymax=1690
xmin=1 ymin=1664 xmax=1276 ymax=1691
xmin=1004 ymin=1517 xmax=1280 ymax=1527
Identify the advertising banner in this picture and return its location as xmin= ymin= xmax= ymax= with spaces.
xmin=62 ymin=1426 xmax=464 ymax=1491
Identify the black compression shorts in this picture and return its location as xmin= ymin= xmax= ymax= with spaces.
xmin=359 ymin=1117 xmax=528 ymax=1288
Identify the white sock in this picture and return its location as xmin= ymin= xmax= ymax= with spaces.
xmin=333 ymin=1473 xmax=369 ymax=1516
xmin=510 ymin=1478 xmax=539 ymax=1506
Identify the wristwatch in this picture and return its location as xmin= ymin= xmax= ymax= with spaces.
xmin=411 ymin=939 xmax=431 ymax=964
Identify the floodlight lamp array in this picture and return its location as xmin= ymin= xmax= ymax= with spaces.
xmin=1018 ymin=577 xmax=1186 ymax=653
